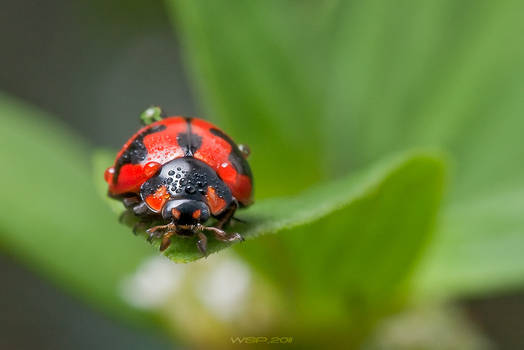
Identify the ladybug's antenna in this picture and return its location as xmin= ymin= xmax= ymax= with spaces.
xmin=140 ymin=106 xmax=165 ymax=125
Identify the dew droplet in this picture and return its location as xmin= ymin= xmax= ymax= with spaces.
xmin=104 ymin=167 xmax=114 ymax=183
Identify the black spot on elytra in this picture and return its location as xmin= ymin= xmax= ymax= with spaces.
xmin=209 ymin=128 xmax=252 ymax=177
xmin=177 ymin=118 xmax=202 ymax=156
xmin=113 ymin=124 xmax=166 ymax=184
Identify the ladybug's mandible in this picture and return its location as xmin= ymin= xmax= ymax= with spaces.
xmin=105 ymin=107 xmax=253 ymax=255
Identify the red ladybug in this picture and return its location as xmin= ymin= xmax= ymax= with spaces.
xmin=105 ymin=107 xmax=253 ymax=255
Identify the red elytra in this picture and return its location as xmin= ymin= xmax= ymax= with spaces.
xmin=106 ymin=117 xmax=253 ymax=207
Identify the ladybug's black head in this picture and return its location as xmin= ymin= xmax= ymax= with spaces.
xmin=161 ymin=199 xmax=210 ymax=226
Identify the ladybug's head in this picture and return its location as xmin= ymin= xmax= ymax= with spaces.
xmin=161 ymin=199 xmax=210 ymax=226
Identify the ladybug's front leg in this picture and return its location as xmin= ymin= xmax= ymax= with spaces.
xmin=122 ymin=197 xmax=156 ymax=217
xmin=160 ymin=231 xmax=175 ymax=251
xmin=131 ymin=202 xmax=155 ymax=216
xmin=122 ymin=196 xmax=140 ymax=209
xmin=146 ymin=223 xmax=175 ymax=243
xmin=200 ymin=225 xmax=244 ymax=243
xmin=131 ymin=217 xmax=155 ymax=235
xmin=196 ymin=232 xmax=208 ymax=257
xmin=140 ymin=223 xmax=178 ymax=252
xmin=121 ymin=195 xmax=156 ymax=217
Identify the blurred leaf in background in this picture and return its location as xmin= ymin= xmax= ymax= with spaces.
xmin=170 ymin=0 xmax=524 ymax=301
xmin=0 ymin=95 xmax=155 ymax=326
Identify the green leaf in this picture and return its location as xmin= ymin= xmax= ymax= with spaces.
xmin=94 ymin=149 xmax=446 ymax=280
xmin=0 ymin=94 xmax=155 ymax=325
xmin=169 ymin=0 xmax=524 ymax=299
xmin=93 ymin=145 xmax=445 ymax=345
xmin=236 ymin=153 xmax=446 ymax=330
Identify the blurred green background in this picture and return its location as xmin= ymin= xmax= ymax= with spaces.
xmin=1 ymin=0 xmax=524 ymax=349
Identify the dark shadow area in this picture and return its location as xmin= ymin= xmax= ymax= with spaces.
xmin=465 ymin=292 xmax=524 ymax=350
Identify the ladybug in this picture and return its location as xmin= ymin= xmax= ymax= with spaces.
xmin=105 ymin=107 xmax=253 ymax=255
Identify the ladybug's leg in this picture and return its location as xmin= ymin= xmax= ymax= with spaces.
xmin=201 ymin=225 xmax=244 ymax=243
xmin=132 ymin=202 xmax=155 ymax=216
xmin=119 ymin=196 xmax=141 ymax=222
xmin=146 ymin=223 xmax=175 ymax=242
xmin=215 ymin=201 xmax=238 ymax=230
xmin=196 ymin=232 xmax=208 ymax=257
xmin=160 ymin=231 xmax=175 ymax=251
xmin=231 ymin=216 xmax=248 ymax=224
xmin=146 ymin=224 xmax=181 ymax=252
xmin=132 ymin=219 xmax=152 ymax=235
xmin=121 ymin=195 xmax=155 ymax=217
xmin=122 ymin=196 xmax=140 ymax=209
xmin=118 ymin=211 xmax=127 ymax=223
